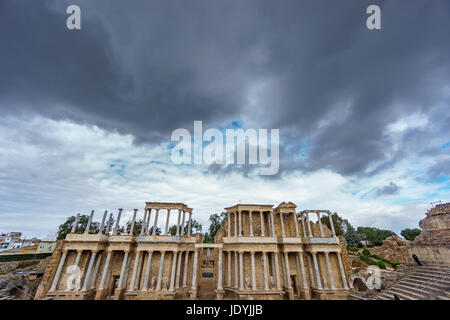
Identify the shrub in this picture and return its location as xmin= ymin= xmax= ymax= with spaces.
xmin=359 ymin=254 xmax=377 ymax=266
xmin=376 ymin=260 xmax=386 ymax=269
xmin=362 ymin=248 xmax=371 ymax=256
xmin=347 ymin=247 xmax=359 ymax=252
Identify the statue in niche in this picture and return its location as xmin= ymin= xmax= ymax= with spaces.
xmin=245 ymin=276 xmax=251 ymax=290
xmin=151 ymin=276 xmax=156 ymax=290
xmin=270 ymin=276 xmax=276 ymax=289
xmin=65 ymin=265 xmax=82 ymax=291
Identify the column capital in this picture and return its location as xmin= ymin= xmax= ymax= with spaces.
xmin=250 ymin=251 xmax=255 ymax=255
xmin=91 ymin=250 xmax=98 ymax=254
xmin=76 ymin=249 xmax=83 ymax=254
xmin=107 ymin=249 xmax=114 ymax=253
xmin=62 ymin=249 xmax=69 ymax=254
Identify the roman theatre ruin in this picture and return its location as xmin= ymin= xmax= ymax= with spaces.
xmin=35 ymin=201 xmax=351 ymax=300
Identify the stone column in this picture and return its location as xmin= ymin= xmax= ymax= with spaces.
xmin=306 ymin=212 xmax=313 ymax=237
xmin=169 ymin=251 xmax=178 ymax=291
xmin=188 ymin=211 xmax=192 ymax=235
xmin=263 ymin=252 xmax=269 ymax=290
xmin=141 ymin=209 xmax=148 ymax=235
xmin=317 ymin=212 xmax=325 ymax=237
xmin=146 ymin=209 xmax=152 ymax=235
xmin=337 ymin=253 xmax=349 ymax=289
xmin=250 ymin=251 xmax=256 ymax=290
xmin=156 ymin=251 xmax=166 ymax=291
xmin=73 ymin=250 xmax=82 ymax=271
xmin=117 ymin=251 xmax=129 ymax=289
xmin=307 ymin=254 xmax=315 ymax=287
xmin=234 ymin=251 xmax=239 ymax=288
xmin=283 ymin=252 xmax=292 ymax=288
xmin=129 ymin=251 xmax=141 ymax=291
xmin=260 ymin=211 xmax=265 ymax=236
xmin=99 ymin=250 xmax=113 ymax=290
xmin=234 ymin=212 xmax=238 ymax=236
xmin=180 ymin=210 xmax=186 ymax=235
xmin=183 ymin=251 xmax=189 ymax=287
xmin=249 ymin=211 xmax=254 ymax=236
xmin=274 ymin=252 xmax=282 ymax=290
xmin=129 ymin=209 xmax=137 ymax=235
xmin=50 ymin=249 xmax=68 ymax=291
xmin=113 ymin=209 xmax=123 ymax=235
xmin=312 ymin=252 xmax=322 ymax=289
xmin=106 ymin=213 xmax=113 ymax=235
xmin=99 ymin=211 xmax=107 ymax=234
xmin=90 ymin=252 xmax=102 ymax=289
xmin=217 ymin=249 xmax=223 ymax=290
xmin=300 ymin=213 xmax=307 ymax=237
xmin=328 ymin=213 xmax=336 ymax=237
xmin=270 ymin=211 xmax=276 ymax=236
xmin=71 ymin=214 xmax=80 ymax=233
xmin=227 ymin=251 xmax=232 ymax=287
xmin=82 ymin=251 xmax=97 ymax=290
xmin=152 ymin=209 xmax=159 ymax=235
xmin=239 ymin=251 xmax=244 ymax=290
xmin=297 ymin=253 xmax=309 ymax=291
xmin=191 ymin=250 xmax=199 ymax=290
xmin=280 ymin=213 xmax=286 ymax=237
xmin=238 ymin=211 xmax=242 ymax=236
xmin=176 ymin=210 xmax=181 ymax=236
xmin=142 ymin=251 xmax=153 ymax=291
xmin=164 ymin=209 xmax=171 ymax=235
xmin=325 ymin=252 xmax=335 ymax=289
xmin=175 ymin=251 xmax=183 ymax=289
xmin=227 ymin=212 xmax=231 ymax=237
xmin=84 ymin=210 xmax=94 ymax=234
xmin=293 ymin=212 xmax=300 ymax=237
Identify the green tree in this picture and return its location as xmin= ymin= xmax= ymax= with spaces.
xmin=344 ymin=222 xmax=361 ymax=247
xmin=125 ymin=219 xmax=143 ymax=236
xmin=401 ymin=228 xmax=421 ymax=241
xmin=356 ymin=227 xmax=396 ymax=246
xmin=168 ymin=219 xmax=202 ymax=236
xmin=56 ymin=215 xmax=100 ymax=240
xmin=320 ymin=212 xmax=345 ymax=236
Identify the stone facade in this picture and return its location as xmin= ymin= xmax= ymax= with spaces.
xmin=36 ymin=201 xmax=352 ymax=300
xmin=214 ymin=202 xmax=351 ymax=300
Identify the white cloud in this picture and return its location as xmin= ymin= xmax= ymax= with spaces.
xmin=0 ymin=115 xmax=448 ymax=237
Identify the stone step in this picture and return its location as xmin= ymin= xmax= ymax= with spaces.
xmin=394 ymin=283 xmax=442 ymax=296
xmin=402 ymin=278 xmax=450 ymax=289
xmin=437 ymin=295 xmax=449 ymax=300
xmin=372 ymin=293 xmax=391 ymax=300
xmin=409 ymin=274 xmax=450 ymax=284
xmin=384 ymin=287 xmax=421 ymax=300
xmin=348 ymin=294 xmax=367 ymax=300
xmin=411 ymin=270 xmax=449 ymax=277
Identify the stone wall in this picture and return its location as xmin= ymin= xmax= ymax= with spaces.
xmin=410 ymin=203 xmax=450 ymax=264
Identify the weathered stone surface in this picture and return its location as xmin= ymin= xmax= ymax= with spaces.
xmin=371 ymin=235 xmax=411 ymax=263
xmin=411 ymin=202 xmax=450 ymax=264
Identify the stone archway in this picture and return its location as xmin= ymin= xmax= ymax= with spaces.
xmin=352 ymin=277 xmax=368 ymax=292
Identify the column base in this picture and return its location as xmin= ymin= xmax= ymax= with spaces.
xmin=113 ymin=288 xmax=125 ymax=300
xmin=95 ymin=289 xmax=106 ymax=300
xmin=216 ymin=289 xmax=225 ymax=300
xmin=190 ymin=287 xmax=198 ymax=299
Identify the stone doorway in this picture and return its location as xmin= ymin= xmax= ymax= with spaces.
xmin=197 ymin=246 xmax=218 ymax=299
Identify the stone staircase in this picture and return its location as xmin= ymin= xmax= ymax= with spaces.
xmin=349 ymin=264 xmax=450 ymax=300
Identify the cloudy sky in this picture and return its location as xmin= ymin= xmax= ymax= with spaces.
xmin=1 ymin=0 xmax=449 ymax=238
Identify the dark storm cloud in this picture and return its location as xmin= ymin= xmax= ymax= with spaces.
xmin=428 ymin=159 xmax=450 ymax=180
xmin=375 ymin=182 xmax=400 ymax=198
xmin=1 ymin=0 xmax=450 ymax=177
